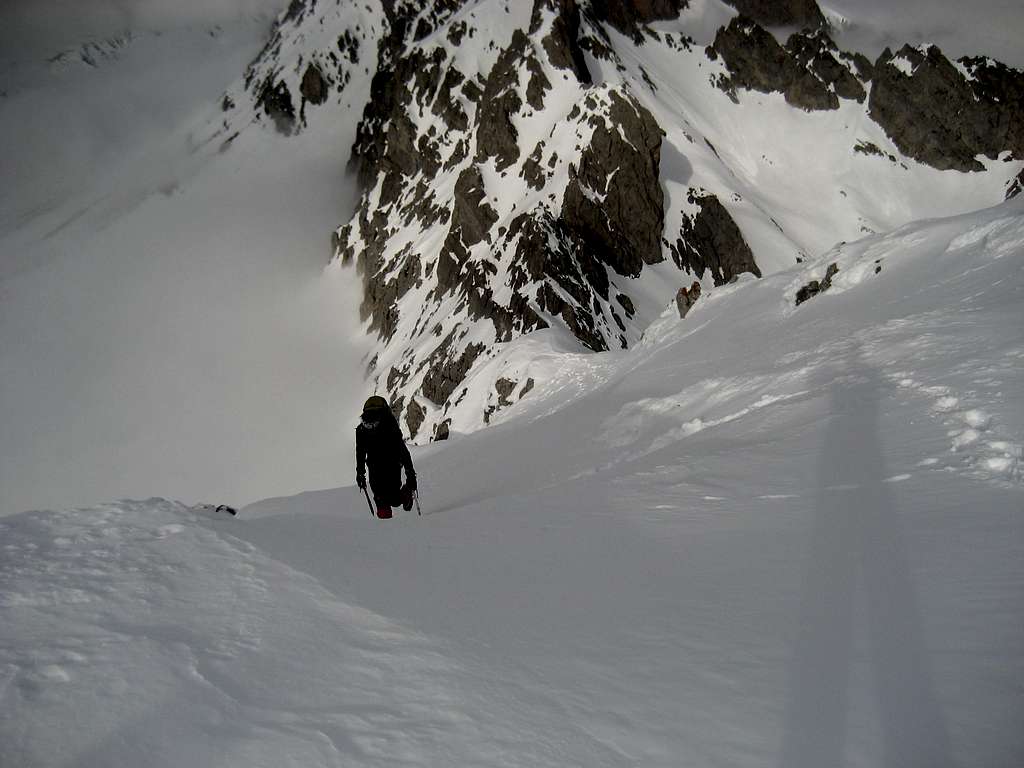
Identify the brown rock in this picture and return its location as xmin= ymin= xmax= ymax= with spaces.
xmin=405 ymin=398 xmax=426 ymax=439
xmin=672 ymin=192 xmax=760 ymax=285
xmin=300 ymin=63 xmax=328 ymax=105
xmin=795 ymin=262 xmax=838 ymax=305
xmin=562 ymin=91 xmax=665 ymax=279
xmin=722 ymin=0 xmax=826 ymax=29
xmin=869 ymin=45 xmax=1024 ymax=172
xmin=590 ymin=0 xmax=687 ymax=41
xmin=676 ymin=281 xmax=702 ymax=318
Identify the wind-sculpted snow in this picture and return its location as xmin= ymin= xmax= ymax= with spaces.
xmin=0 ymin=499 xmax=502 ymax=766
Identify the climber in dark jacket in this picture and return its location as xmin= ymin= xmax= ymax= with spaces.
xmin=356 ymin=396 xmax=416 ymax=519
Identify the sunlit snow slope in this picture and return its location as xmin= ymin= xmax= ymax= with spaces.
xmin=3 ymin=200 xmax=1021 ymax=767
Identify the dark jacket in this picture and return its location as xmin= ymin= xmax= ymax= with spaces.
xmin=356 ymin=408 xmax=415 ymax=503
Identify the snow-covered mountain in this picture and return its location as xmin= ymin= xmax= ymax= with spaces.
xmin=217 ymin=0 xmax=1023 ymax=443
xmin=2 ymin=1 xmax=1023 ymax=765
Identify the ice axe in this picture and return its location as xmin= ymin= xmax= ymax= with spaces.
xmin=361 ymin=485 xmax=375 ymax=518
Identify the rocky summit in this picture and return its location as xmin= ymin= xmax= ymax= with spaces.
xmin=219 ymin=0 xmax=1023 ymax=441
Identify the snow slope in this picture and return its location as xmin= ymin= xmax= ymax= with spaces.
xmin=0 ymin=5 xmax=374 ymax=515
xmin=3 ymin=199 xmax=1021 ymax=767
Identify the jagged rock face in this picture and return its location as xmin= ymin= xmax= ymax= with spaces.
xmin=330 ymin=0 xmax=725 ymax=434
xmin=532 ymin=0 xmax=592 ymax=84
xmin=721 ymin=0 xmax=826 ymax=29
xmin=404 ymin=398 xmax=426 ymax=439
xmin=786 ymin=32 xmax=866 ymax=102
xmin=1008 ymin=168 xmax=1024 ymax=200
xmin=869 ymin=45 xmax=1024 ymax=172
xmin=256 ymin=78 xmax=297 ymax=134
xmin=300 ymin=64 xmax=328 ymax=105
xmin=671 ymin=192 xmax=760 ymax=285
xmin=241 ymin=0 xmax=370 ymax=136
xmin=709 ymin=19 xmax=865 ymax=110
xmin=795 ymin=262 xmax=838 ymax=305
xmin=590 ymin=0 xmax=687 ymax=40
xmin=352 ymin=2 xmax=470 ymax=190
xmin=562 ymin=90 xmax=665 ymax=279
xmin=709 ymin=21 xmax=1021 ymax=172
xmin=475 ymin=30 xmax=535 ymax=171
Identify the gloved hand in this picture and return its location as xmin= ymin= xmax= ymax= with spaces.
xmin=357 ymin=473 xmax=366 ymax=490
xmin=407 ymin=474 xmax=417 ymax=492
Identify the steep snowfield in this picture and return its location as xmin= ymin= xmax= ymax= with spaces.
xmin=3 ymin=200 xmax=1021 ymax=767
xmin=0 ymin=8 xmax=373 ymax=515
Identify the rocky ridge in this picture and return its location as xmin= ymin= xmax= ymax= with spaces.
xmin=333 ymin=0 xmax=703 ymax=439
xmin=222 ymin=0 xmax=1024 ymax=441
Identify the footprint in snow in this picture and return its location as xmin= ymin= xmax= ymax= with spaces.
xmin=890 ymin=372 xmax=1020 ymax=483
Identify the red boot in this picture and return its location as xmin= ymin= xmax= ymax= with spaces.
xmin=376 ymin=505 xmax=393 ymax=519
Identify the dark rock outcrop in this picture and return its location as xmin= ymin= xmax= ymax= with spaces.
xmin=422 ymin=335 xmax=486 ymax=406
xmin=240 ymin=3 xmax=366 ymax=137
xmin=484 ymin=376 xmax=537 ymax=423
xmin=451 ymin=167 xmax=498 ymax=248
xmin=562 ymin=91 xmax=665 ymax=278
xmin=590 ymin=0 xmax=688 ymax=41
xmin=193 ymin=503 xmax=238 ymax=517
xmin=671 ymin=192 xmax=760 ymax=285
xmin=475 ymin=31 xmax=533 ymax=171
xmin=854 ymin=140 xmax=896 ymax=162
xmin=722 ymin=0 xmax=826 ymax=29
xmin=256 ymin=77 xmax=297 ymax=134
xmin=434 ymin=420 xmax=451 ymax=441
xmin=405 ymin=398 xmax=426 ymax=439
xmin=532 ymin=0 xmax=592 ymax=84
xmin=300 ymin=63 xmax=328 ymax=106
xmin=795 ymin=262 xmax=838 ymax=305
xmin=504 ymin=209 xmax=606 ymax=349
xmin=1008 ymin=168 xmax=1024 ymax=200
xmin=869 ymin=45 xmax=1024 ymax=172
xmin=710 ymin=19 xmax=864 ymax=110
xmin=495 ymin=377 xmax=517 ymax=406
xmin=351 ymin=2 xmax=468 ymax=189
xmin=787 ymin=31 xmax=865 ymax=102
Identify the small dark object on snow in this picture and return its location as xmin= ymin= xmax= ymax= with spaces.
xmin=795 ymin=262 xmax=838 ymax=305
xmin=192 ymin=503 xmax=237 ymax=516
xmin=434 ymin=419 xmax=451 ymax=441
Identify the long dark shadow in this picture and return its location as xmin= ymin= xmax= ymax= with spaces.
xmin=780 ymin=349 xmax=952 ymax=768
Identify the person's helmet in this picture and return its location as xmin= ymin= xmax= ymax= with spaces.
xmin=363 ymin=395 xmax=389 ymax=413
